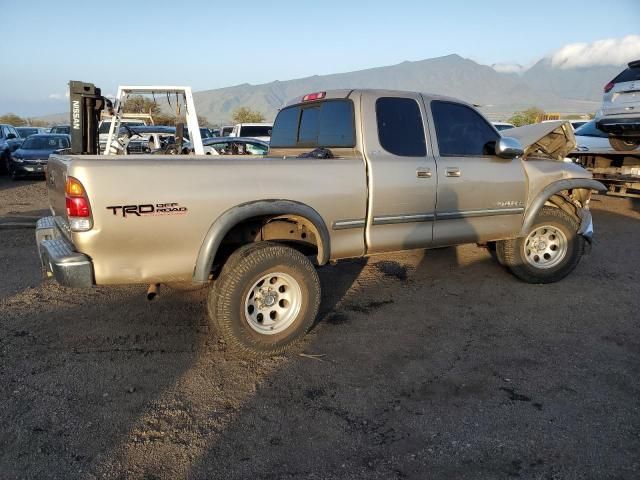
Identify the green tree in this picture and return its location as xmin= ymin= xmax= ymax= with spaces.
xmin=507 ymin=107 xmax=545 ymax=127
xmin=153 ymin=113 xmax=210 ymax=128
xmin=123 ymin=95 xmax=162 ymax=116
xmin=0 ymin=113 xmax=27 ymax=126
xmin=231 ymin=107 xmax=265 ymax=124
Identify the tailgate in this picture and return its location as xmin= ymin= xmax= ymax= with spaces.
xmin=46 ymin=154 xmax=71 ymax=219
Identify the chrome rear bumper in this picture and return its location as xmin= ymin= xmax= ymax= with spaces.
xmin=35 ymin=216 xmax=94 ymax=288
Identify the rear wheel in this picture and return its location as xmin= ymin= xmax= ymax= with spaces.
xmin=496 ymin=207 xmax=584 ymax=284
xmin=609 ymin=137 xmax=640 ymax=152
xmin=207 ymin=242 xmax=321 ymax=357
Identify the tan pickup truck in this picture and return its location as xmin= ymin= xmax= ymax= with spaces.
xmin=36 ymin=89 xmax=605 ymax=356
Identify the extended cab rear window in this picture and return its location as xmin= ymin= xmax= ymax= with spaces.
xmin=376 ymin=97 xmax=426 ymax=157
xmin=270 ymin=99 xmax=355 ymax=148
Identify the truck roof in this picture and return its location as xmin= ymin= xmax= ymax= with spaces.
xmin=284 ymin=89 xmax=471 ymax=108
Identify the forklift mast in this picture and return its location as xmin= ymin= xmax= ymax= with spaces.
xmin=69 ymin=81 xmax=109 ymax=154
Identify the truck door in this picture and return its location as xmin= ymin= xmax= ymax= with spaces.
xmin=361 ymin=91 xmax=437 ymax=254
xmin=425 ymin=99 xmax=527 ymax=245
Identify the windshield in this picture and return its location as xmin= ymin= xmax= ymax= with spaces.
xmin=22 ymin=136 xmax=70 ymax=150
xmin=574 ymin=121 xmax=608 ymax=138
xmin=17 ymin=128 xmax=38 ymax=137
xmin=240 ymin=125 xmax=272 ymax=137
xmin=99 ymin=121 xmax=145 ymax=134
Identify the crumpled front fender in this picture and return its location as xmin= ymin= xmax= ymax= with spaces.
xmin=521 ymin=178 xmax=607 ymax=237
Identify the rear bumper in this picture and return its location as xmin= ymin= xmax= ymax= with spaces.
xmin=13 ymin=160 xmax=47 ymax=175
xmin=35 ymin=216 xmax=94 ymax=288
xmin=596 ymin=116 xmax=640 ymax=137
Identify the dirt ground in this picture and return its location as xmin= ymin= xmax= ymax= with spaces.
xmin=1 ymin=176 xmax=639 ymax=479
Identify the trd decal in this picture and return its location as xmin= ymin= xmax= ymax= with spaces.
xmin=106 ymin=203 xmax=188 ymax=217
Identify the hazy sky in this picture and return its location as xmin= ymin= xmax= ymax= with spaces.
xmin=2 ymin=0 xmax=639 ymax=115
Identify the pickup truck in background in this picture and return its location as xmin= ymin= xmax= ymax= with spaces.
xmin=36 ymin=89 xmax=605 ymax=356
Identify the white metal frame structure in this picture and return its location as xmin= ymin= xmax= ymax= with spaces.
xmin=104 ymin=85 xmax=204 ymax=155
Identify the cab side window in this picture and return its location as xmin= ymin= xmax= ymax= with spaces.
xmin=431 ymin=101 xmax=499 ymax=156
xmin=376 ymin=97 xmax=426 ymax=157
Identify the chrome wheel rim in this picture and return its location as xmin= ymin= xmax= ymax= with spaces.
xmin=244 ymin=272 xmax=302 ymax=335
xmin=523 ymin=225 xmax=568 ymax=269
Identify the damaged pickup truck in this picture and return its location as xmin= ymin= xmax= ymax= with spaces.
xmin=36 ymin=89 xmax=605 ymax=356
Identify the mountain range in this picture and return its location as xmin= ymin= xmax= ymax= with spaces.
xmin=36 ymin=54 xmax=625 ymax=125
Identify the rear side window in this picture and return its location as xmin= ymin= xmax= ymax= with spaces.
xmin=270 ymin=99 xmax=355 ymax=148
xmin=431 ymin=101 xmax=499 ymax=156
xmin=614 ymin=66 xmax=640 ymax=83
xmin=376 ymin=97 xmax=426 ymax=157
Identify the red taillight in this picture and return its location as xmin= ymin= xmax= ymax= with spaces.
xmin=66 ymin=196 xmax=91 ymax=217
xmin=65 ymin=176 xmax=92 ymax=231
xmin=604 ymin=81 xmax=615 ymax=93
xmin=302 ymin=91 xmax=326 ymax=102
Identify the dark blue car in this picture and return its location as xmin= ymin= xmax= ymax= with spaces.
xmin=9 ymin=134 xmax=70 ymax=179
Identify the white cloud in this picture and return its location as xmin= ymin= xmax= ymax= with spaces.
xmin=48 ymin=90 xmax=70 ymax=100
xmin=491 ymin=62 xmax=525 ymax=74
xmin=550 ymin=35 xmax=640 ymax=69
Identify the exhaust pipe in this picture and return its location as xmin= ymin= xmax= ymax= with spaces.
xmin=147 ymin=283 xmax=160 ymax=301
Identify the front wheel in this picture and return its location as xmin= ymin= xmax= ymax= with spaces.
xmin=609 ymin=137 xmax=639 ymax=152
xmin=496 ymin=207 xmax=584 ymax=284
xmin=207 ymin=242 xmax=321 ymax=357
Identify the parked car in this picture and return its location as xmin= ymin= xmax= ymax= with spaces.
xmin=219 ymin=125 xmax=234 ymax=137
xmin=37 ymin=89 xmax=604 ymax=357
xmin=198 ymin=128 xmax=214 ymax=139
xmin=0 ymin=123 xmax=23 ymax=174
xmin=596 ymin=60 xmax=640 ymax=151
xmin=9 ymin=134 xmax=70 ymax=179
xmin=16 ymin=126 xmax=47 ymax=138
xmin=98 ymin=119 xmax=146 ymax=152
xmin=50 ymin=125 xmax=71 ymax=135
xmin=202 ymin=136 xmax=269 ymax=155
xmin=230 ymin=122 xmax=273 ymax=141
xmin=492 ymin=122 xmax=514 ymax=131
xmin=573 ymin=120 xmax=613 ymax=153
xmin=569 ymin=120 xmax=588 ymax=130
xmin=542 ymin=119 xmax=589 ymax=131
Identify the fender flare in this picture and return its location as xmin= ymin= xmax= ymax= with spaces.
xmin=193 ymin=199 xmax=331 ymax=283
xmin=520 ymin=178 xmax=606 ymax=236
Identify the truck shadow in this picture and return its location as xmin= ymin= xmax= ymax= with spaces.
xmin=179 ymin=202 xmax=640 ymax=479
xmin=2 ymin=199 xmax=637 ymax=478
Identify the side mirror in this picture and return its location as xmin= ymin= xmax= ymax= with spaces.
xmin=495 ymin=137 xmax=524 ymax=158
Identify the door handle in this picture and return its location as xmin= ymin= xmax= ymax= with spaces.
xmin=416 ymin=167 xmax=432 ymax=178
xmin=445 ymin=167 xmax=461 ymax=177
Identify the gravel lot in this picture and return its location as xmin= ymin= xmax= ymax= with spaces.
xmin=1 ymin=176 xmax=639 ymax=479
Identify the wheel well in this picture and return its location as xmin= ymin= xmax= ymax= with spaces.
xmin=211 ymin=215 xmax=321 ymax=276
xmin=544 ymin=188 xmax=592 ymax=223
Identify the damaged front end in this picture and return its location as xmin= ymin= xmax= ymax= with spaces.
xmin=504 ymin=121 xmax=606 ymax=246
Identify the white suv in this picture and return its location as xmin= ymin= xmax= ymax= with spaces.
xmin=229 ymin=123 xmax=273 ymax=141
xmin=596 ymin=60 xmax=640 ymax=151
